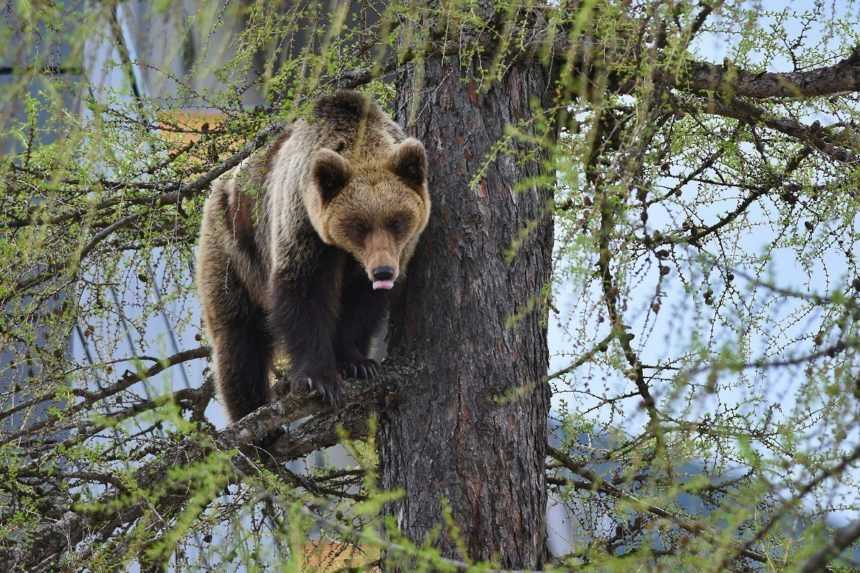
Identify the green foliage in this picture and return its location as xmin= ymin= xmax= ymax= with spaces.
xmin=0 ymin=0 xmax=859 ymax=571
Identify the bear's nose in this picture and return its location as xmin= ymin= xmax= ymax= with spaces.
xmin=372 ymin=266 xmax=395 ymax=281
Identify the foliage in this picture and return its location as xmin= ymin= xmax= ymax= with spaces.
xmin=0 ymin=0 xmax=859 ymax=571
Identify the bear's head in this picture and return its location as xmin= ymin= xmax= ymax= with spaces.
xmin=309 ymin=138 xmax=430 ymax=290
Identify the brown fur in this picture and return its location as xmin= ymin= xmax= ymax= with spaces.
xmin=196 ymin=91 xmax=430 ymax=421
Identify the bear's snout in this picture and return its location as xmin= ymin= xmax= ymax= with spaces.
xmin=371 ymin=265 xmax=397 ymax=290
xmin=372 ymin=266 xmax=395 ymax=281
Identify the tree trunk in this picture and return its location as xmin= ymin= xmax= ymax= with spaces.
xmin=380 ymin=50 xmax=554 ymax=568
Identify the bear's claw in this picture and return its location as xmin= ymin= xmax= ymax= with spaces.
xmin=339 ymin=358 xmax=379 ymax=380
xmin=291 ymin=372 xmax=344 ymax=407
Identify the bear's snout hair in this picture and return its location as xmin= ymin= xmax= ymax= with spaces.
xmin=363 ymin=228 xmax=400 ymax=290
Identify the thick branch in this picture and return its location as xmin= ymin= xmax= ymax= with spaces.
xmin=679 ymin=47 xmax=860 ymax=99
xmin=549 ymin=21 xmax=860 ymax=100
xmin=344 ymin=25 xmax=860 ymax=102
xmin=223 ymin=360 xmax=410 ymax=449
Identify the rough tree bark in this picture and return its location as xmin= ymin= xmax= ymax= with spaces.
xmin=379 ymin=41 xmax=556 ymax=568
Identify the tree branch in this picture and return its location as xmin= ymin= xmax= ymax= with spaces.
xmin=549 ymin=21 xmax=860 ymax=100
xmin=715 ymin=439 xmax=860 ymax=571
xmin=693 ymin=97 xmax=860 ymax=164
xmin=547 ymin=446 xmax=769 ymax=565
xmin=0 ymin=346 xmax=212 ymax=446
xmin=800 ymin=518 xmax=860 ymax=573
xmin=678 ymin=47 xmax=860 ymax=99
xmin=2 ymin=360 xmax=414 ymax=571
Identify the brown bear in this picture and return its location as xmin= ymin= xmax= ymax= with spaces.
xmin=196 ymin=91 xmax=430 ymax=422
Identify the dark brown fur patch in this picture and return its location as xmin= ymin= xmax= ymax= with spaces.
xmin=314 ymin=90 xmax=375 ymax=125
xmin=387 ymin=139 xmax=428 ymax=191
xmin=313 ymin=149 xmax=353 ymax=205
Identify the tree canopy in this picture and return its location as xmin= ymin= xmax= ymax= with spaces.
xmin=1 ymin=1 xmax=859 ymax=571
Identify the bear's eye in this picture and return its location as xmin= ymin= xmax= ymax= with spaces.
xmin=348 ymin=219 xmax=371 ymax=242
xmin=386 ymin=217 xmax=408 ymax=236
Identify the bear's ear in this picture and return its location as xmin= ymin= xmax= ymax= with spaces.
xmin=312 ymin=148 xmax=352 ymax=204
xmin=386 ymin=138 xmax=427 ymax=192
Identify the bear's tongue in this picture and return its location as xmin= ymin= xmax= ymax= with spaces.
xmin=373 ymin=280 xmax=395 ymax=291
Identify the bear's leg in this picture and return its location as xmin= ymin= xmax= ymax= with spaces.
xmin=198 ymin=185 xmax=273 ymax=423
xmin=208 ymin=267 xmax=273 ymax=423
xmin=270 ymin=263 xmax=344 ymax=405
xmin=335 ymin=274 xmax=390 ymax=379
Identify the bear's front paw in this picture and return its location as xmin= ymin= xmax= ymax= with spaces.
xmin=338 ymin=358 xmax=380 ymax=380
xmin=292 ymin=369 xmax=344 ymax=406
